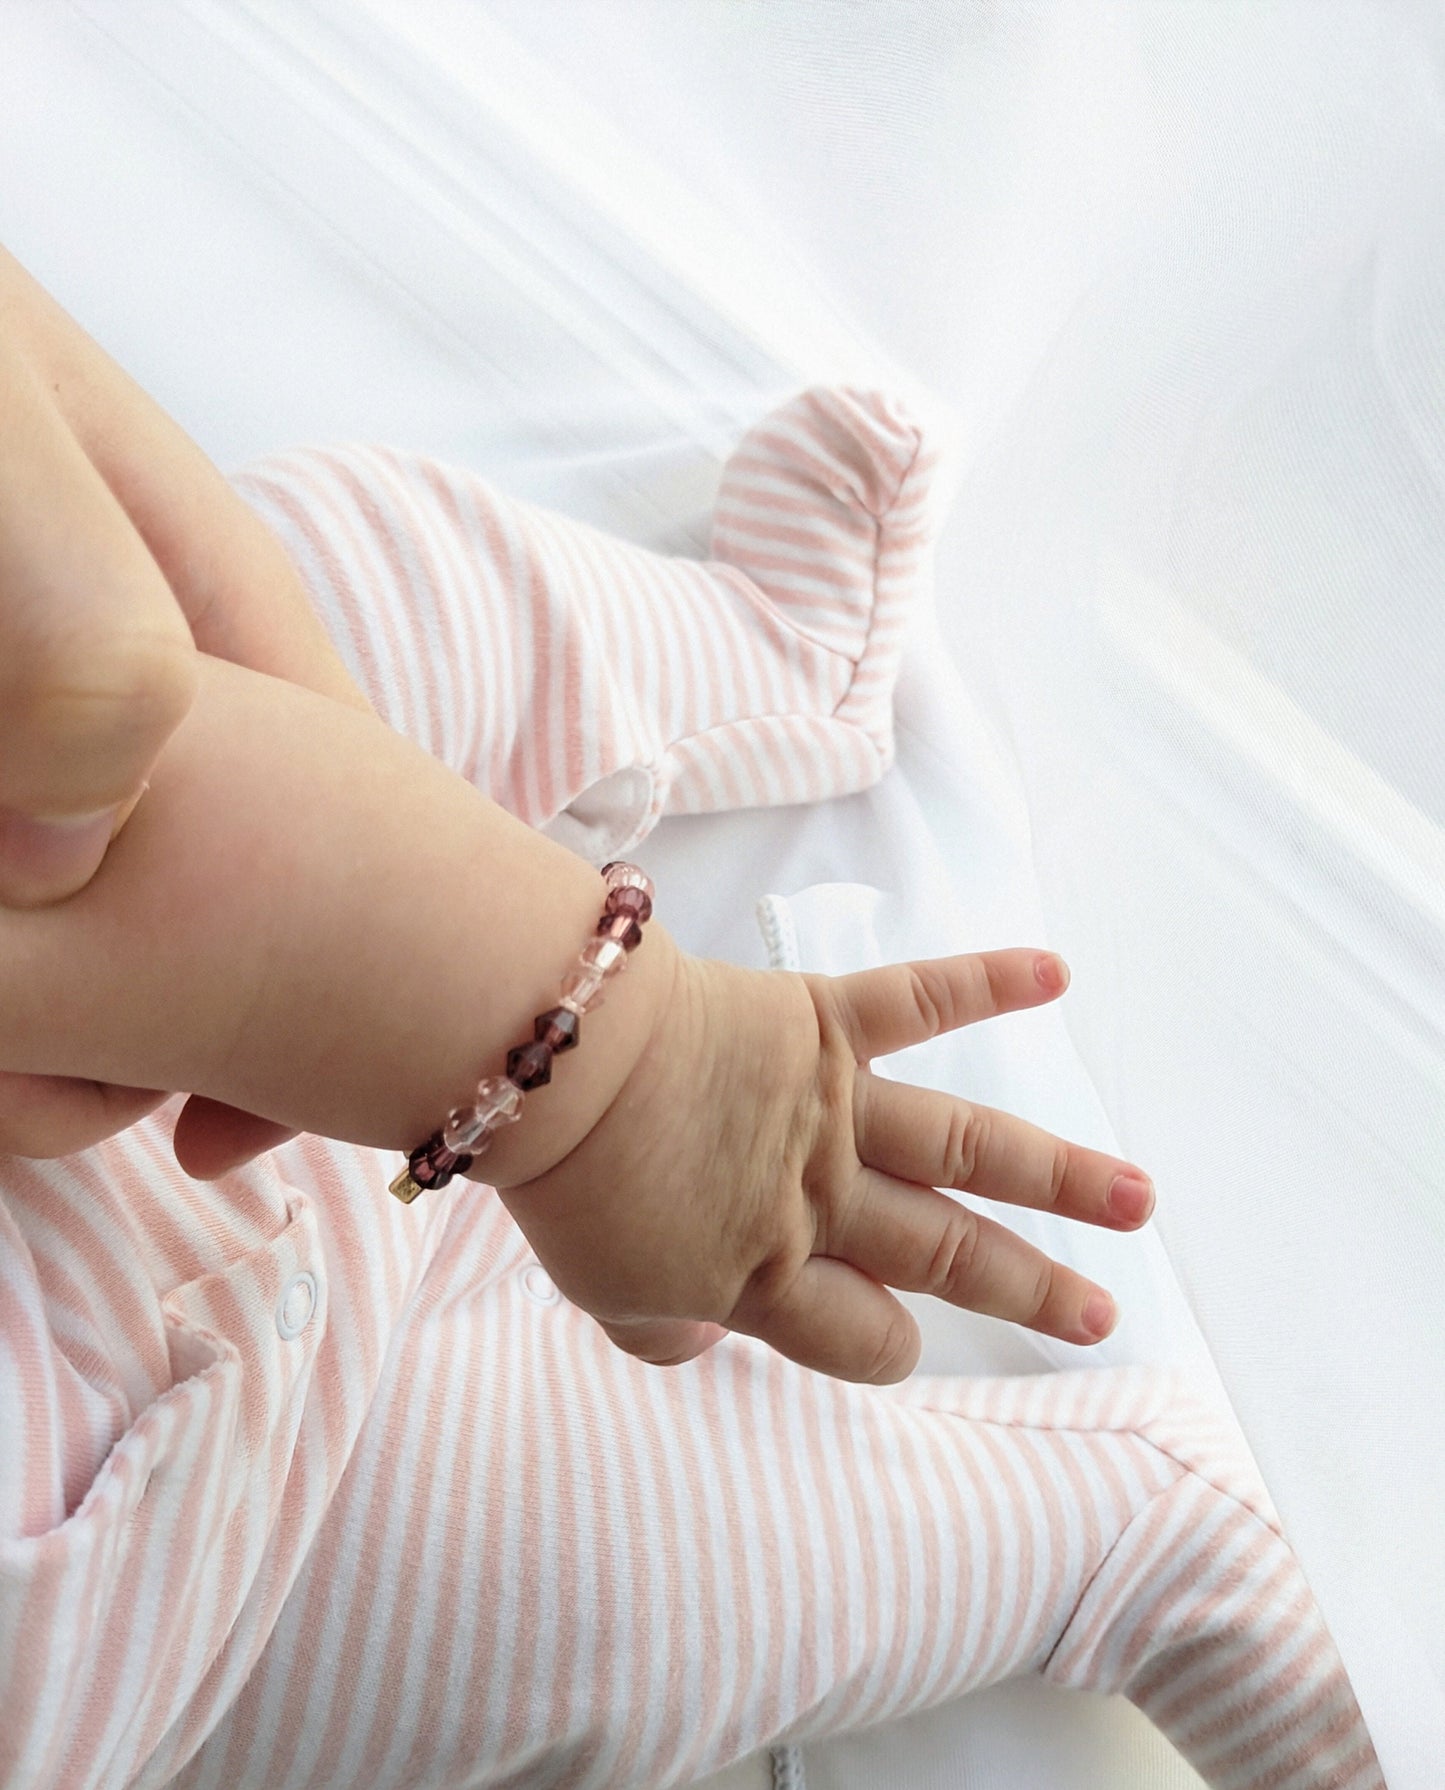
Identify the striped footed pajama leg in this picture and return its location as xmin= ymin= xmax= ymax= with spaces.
xmin=171 ymin=1264 xmax=1388 ymax=1788
xmin=871 ymin=1362 xmax=1386 ymax=1790
xmin=227 ymin=385 xmax=949 ymax=837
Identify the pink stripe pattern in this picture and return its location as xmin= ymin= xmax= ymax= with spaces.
xmin=0 ymin=389 xmax=1381 ymax=1788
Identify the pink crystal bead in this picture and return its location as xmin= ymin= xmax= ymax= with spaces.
xmin=559 ymin=964 xmax=607 ymax=1013
xmin=442 ymin=1074 xmax=523 ymax=1151
xmin=604 ymin=885 xmax=653 ymax=925
xmin=600 ymin=861 xmax=654 ymax=901
xmin=579 ymin=936 xmax=627 ymax=977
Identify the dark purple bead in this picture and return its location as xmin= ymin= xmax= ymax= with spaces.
xmin=408 ymin=1132 xmax=472 ymax=1191
xmin=535 ymin=1005 xmax=580 ymax=1053
xmin=406 ymin=1146 xmax=439 ymax=1188
xmin=604 ymin=885 xmax=653 ymax=925
xmin=507 ymin=1039 xmax=554 ymax=1090
xmin=596 ymin=912 xmax=644 ymax=952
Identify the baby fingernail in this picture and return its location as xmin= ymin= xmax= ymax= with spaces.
xmin=0 ymin=805 xmax=120 ymax=907
xmin=1035 ymin=954 xmax=1069 ymax=993
xmin=1082 ymin=1292 xmax=1116 ymax=1338
xmin=1108 ymin=1173 xmax=1155 ymax=1224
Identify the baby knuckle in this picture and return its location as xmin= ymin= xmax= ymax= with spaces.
xmin=903 ymin=963 xmax=951 ymax=1039
xmin=1046 ymin=1141 xmax=1070 ymax=1211
xmin=940 ymin=1101 xmax=984 ymax=1190
xmin=736 ymin=1246 xmax=807 ymax=1333
xmin=962 ymin=952 xmax=1004 ymax=1013
xmin=805 ymin=971 xmax=853 ymax=1056
xmin=1024 ymin=1257 xmax=1058 ymax=1326
xmin=862 ymin=1314 xmax=913 ymax=1384
xmin=923 ymin=1208 xmax=982 ymax=1300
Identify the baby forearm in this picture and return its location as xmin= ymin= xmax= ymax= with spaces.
xmin=0 ymin=652 xmax=678 ymax=1179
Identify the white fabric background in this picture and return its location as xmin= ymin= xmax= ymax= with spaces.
xmin=1 ymin=3 xmax=1440 ymax=1785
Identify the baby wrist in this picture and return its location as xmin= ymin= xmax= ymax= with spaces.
xmin=390 ymin=862 xmax=679 ymax=1200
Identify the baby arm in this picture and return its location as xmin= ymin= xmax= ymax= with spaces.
xmin=0 ymin=651 xmax=675 ymax=1186
xmin=0 ymin=649 xmax=1150 ymax=1384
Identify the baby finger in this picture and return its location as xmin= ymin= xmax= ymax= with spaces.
xmin=818 ymin=947 xmax=1066 ymax=1064
xmin=831 ymin=1167 xmax=1119 ymax=1345
xmin=731 ymin=1253 xmax=922 ymax=1385
xmin=853 ymin=1067 xmax=1154 ymax=1231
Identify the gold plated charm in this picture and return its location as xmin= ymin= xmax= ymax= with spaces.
xmin=388 ymin=1165 xmax=424 ymax=1204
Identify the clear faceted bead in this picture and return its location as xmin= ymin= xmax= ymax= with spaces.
xmin=580 ymin=936 xmax=627 ymax=977
xmin=442 ymin=1075 xmax=522 ymax=1151
xmin=443 ymin=1107 xmax=503 ymax=1153
xmin=442 ymin=1107 xmax=483 ymax=1151
xmin=476 ymin=1075 xmax=523 ymax=1124
xmin=559 ymin=965 xmax=607 ymax=1013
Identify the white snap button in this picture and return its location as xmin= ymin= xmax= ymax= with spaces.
xmin=520 ymin=1263 xmax=560 ymax=1306
xmin=276 ymin=1271 xmax=318 ymax=1339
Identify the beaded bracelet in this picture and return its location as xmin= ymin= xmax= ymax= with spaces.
xmin=388 ymin=861 xmax=655 ymax=1204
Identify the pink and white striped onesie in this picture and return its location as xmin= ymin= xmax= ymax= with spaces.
xmin=0 ymin=389 xmax=1383 ymax=1789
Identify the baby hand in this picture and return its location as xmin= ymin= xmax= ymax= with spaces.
xmin=0 ymin=648 xmax=1151 ymax=1387
xmin=492 ymin=939 xmax=1155 ymax=1384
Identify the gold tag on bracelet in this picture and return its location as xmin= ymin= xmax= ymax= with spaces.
xmin=388 ymin=1166 xmax=424 ymax=1204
